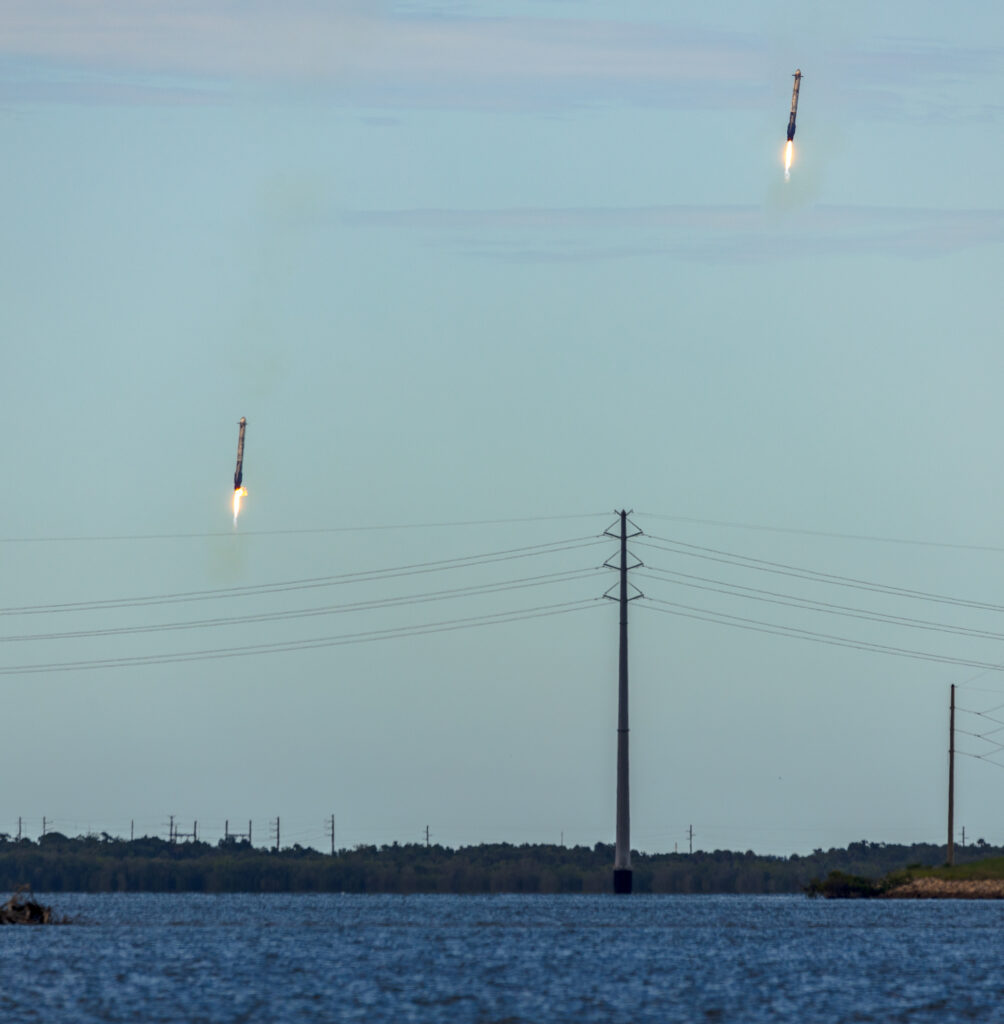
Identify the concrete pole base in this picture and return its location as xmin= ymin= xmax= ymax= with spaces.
xmin=613 ymin=868 xmax=633 ymax=894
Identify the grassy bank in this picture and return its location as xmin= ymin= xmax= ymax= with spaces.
xmin=808 ymin=857 xmax=1004 ymax=899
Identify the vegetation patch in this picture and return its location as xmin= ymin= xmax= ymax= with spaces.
xmin=2 ymin=835 xmax=1003 ymax=895
xmin=807 ymin=857 xmax=1004 ymax=899
xmin=805 ymin=871 xmax=883 ymax=899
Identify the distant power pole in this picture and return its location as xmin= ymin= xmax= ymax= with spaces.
xmin=169 ymin=815 xmax=175 ymax=843
xmin=948 ymin=684 xmax=955 ymax=867
xmin=270 ymin=817 xmax=280 ymax=852
xmin=604 ymin=510 xmax=643 ymax=895
xmin=329 ymin=815 xmax=336 ymax=856
xmin=130 ymin=820 xmax=134 ymax=842
xmin=425 ymin=825 xmax=430 ymax=847
xmin=689 ymin=825 xmax=694 ymax=856
xmin=17 ymin=817 xmax=21 ymax=842
xmin=42 ymin=816 xmax=47 ymax=837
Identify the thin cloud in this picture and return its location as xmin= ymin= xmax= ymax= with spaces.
xmin=0 ymin=2 xmax=757 ymax=83
xmin=1 ymin=3 xmax=1000 ymax=117
xmin=342 ymin=204 xmax=1004 ymax=263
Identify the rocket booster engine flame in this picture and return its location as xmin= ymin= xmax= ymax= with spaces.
xmin=784 ymin=140 xmax=793 ymax=180
xmin=233 ymin=485 xmax=247 ymax=525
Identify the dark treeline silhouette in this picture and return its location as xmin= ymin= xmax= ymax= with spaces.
xmin=1 ymin=833 xmax=1000 ymax=894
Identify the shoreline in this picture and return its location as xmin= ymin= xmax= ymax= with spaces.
xmin=884 ymin=878 xmax=1004 ymax=899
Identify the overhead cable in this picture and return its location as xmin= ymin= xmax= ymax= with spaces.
xmin=637 ymin=597 xmax=1004 ymax=672
xmin=0 ymin=511 xmax=609 ymax=545
xmin=637 ymin=512 xmax=1004 ymax=554
xmin=0 ymin=535 xmax=606 ymax=617
xmin=637 ymin=567 xmax=1004 ymax=643
xmin=0 ymin=568 xmax=605 ymax=643
xmin=0 ymin=598 xmax=605 ymax=675
xmin=639 ymin=536 xmax=1004 ymax=614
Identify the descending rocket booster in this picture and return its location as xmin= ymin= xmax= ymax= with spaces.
xmin=233 ymin=417 xmax=246 ymax=489
xmin=786 ymin=69 xmax=802 ymax=142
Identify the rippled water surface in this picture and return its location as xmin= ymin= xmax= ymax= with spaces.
xmin=1 ymin=894 xmax=1000 ymax=1022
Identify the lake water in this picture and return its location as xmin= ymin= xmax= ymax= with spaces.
xmin=0 ymin=893 xmax=999 ymax=1022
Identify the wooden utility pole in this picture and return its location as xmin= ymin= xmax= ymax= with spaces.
xmin=329 ymin=815 xmax=336 ymax=856
xmin=226 ymin=819 xmax=252 ymax=845
xmin=604 ymin=510 xmax=643 ymax=894
xmin=689 ymin=825 xmax=694 ymax=855
xmin=948 ymin=683 xmax=955 ymax=866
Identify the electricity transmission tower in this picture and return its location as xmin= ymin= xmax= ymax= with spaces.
xmin=604 ymin=510 xmax=643 ymax=894
xmin=948 ymin=684 xmax=955 ymax=866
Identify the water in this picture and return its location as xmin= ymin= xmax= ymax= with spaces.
xmin=0 ymin=894 xmax=1000 ymax=1022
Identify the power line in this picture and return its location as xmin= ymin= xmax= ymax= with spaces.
xmin=955 ymin=725 xmax=1004 ymax=744
xmin=637 ymin=511 xmax=1004 ymax=555
xmin=637 ymin=596 xmax=1004 ymax=672
xmin=0 ymin=512 xmax=609 ymax=545
xmin=0 ymin=598 xmax=605 ymax=675
xmin=0 ymin=535 xmax=605 ymax=617
xmin=956 ymin=749 xmax=1004 ymax=771
xmin=638 ymin=536 xmax=1004 ymax=614
xmin=0 ymin=568 xmax=605 ymax=643
xmin=956 ymin=703 xmax=1004 ymax=720
xmin=637 ymin=567 xmax=1004 ymax=643
xmin=955 ymin=682 xmax=1004 ymax=695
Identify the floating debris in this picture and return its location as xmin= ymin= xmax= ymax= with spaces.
xmin=0 ymin=887 xmax=55 ymax=925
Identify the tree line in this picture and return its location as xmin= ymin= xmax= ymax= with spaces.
xmin=0 ymin=833 xmax=1000 ymax=894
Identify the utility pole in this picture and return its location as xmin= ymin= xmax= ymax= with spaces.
xmin=130 ymin=820 xmax=134 ymax=842
xmin=425 ymin=825 xmax=430 ymax=848
xmin=270 ymin=817 xmax=280 ymax=852
xmin=604 ymin=510 xmax=643 ymax=894
xmin=42 ymin=816 xmax=46 ymax=837
xmin=17 ymin=817 xmax=21 ymax=842
xmin=169 ymin=815 xmax=175 ymax=843
xmin=225 ymin=819 xmax=252 ymax=845
xmin=689 ymin=825 xmax=694 ymax=855
xmin=948 ymin=683 xmax=955 ymax=867
xmin=330 ymin=815 xmax=336 ymax=856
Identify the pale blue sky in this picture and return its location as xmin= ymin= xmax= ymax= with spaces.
xmin=2 ymin=1 xmax=1004 ymax=855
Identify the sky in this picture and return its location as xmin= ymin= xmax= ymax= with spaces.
xmin=2 ymin=0 xmax=1004 ymax=857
